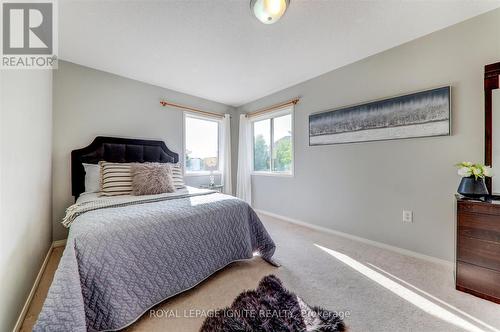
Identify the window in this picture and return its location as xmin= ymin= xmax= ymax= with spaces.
xmin=252 ymin=108 xmax=293 ymax=175
xmin=184 ymin=113 xmax=220 ymax=173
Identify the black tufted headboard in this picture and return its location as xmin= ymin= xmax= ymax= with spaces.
xmin=71 ymin=136 xmax=179 ymax=198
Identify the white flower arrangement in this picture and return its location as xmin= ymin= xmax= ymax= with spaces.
xmin=455 ymin=162 xmax=493 ymax=179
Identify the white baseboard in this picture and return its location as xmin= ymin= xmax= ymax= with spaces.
xmin=13 ymin=239 xmax=66 ymax=332
xmin=255 ymin=209 xmax=454 ymax=269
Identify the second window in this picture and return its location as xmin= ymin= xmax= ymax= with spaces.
xmin=252 ymin=108 xmax=293 ymax=175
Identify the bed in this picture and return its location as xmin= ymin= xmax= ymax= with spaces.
xmin=34 ymin=137 xmax=277 ymax=332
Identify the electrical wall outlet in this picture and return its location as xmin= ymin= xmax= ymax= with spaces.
xmin=403 ymin=210 xmax=413 ymax=223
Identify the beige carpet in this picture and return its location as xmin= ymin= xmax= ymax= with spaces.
xmin=22 ymin=214 xmax=500 ymax=331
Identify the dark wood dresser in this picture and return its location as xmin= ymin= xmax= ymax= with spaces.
xmin=456 ymin=196 xmax=500 ymax=303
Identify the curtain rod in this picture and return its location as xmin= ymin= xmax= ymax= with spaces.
xmin=246 ymin=98 xmax=300 ymax=118
xmin=160 ymin=100 xmax=225 ymax=119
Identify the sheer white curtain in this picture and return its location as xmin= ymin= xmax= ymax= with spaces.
xmin=221 ymin=114 xmax=232 ymax=195
xmin=236 ymin=114 xmax=252 ymax=204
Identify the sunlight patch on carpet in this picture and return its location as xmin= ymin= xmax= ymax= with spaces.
xmin=314 ymin=244 xmax=495 ymax=332
xmin=367 ymin=263 xmax=499 ymax=332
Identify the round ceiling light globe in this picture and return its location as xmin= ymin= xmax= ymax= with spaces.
xmin=251 ymin=0 xmax=290 ymax=24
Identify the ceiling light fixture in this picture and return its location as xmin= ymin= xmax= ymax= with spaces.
xmin=250 ymin=0 xmax=290 ymax=24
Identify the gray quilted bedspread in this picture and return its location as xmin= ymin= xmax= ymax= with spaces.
xmin=33 ymin=193 xmax=276 ymax=331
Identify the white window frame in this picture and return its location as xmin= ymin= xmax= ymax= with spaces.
xmin=251 ymin=106 xmax=294 ymax=177
xmin=183 ymin=112 xmax=222 ymax=177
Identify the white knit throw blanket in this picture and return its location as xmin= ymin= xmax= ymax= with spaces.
xmin=62 ymin=188 xmax=216 ymax=227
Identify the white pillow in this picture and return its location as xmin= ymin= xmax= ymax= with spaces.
xmin=170 ymin=163 xmax=186 ymax=189
xmin=83 ymin=163 xmax=100 ymax=193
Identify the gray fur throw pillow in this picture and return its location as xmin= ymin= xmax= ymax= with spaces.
xmin=131 ymin=163 xmax=176 ymax=196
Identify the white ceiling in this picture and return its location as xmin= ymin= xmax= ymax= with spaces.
xmin=59 ymin=0 xmax=500 ymax=106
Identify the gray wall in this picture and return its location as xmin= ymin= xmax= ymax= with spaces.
xmin=0 ymin=70 xmax=53 ymax=331
xmin=237 ymin=9 xmax=500 ymax=262
xmin=52 ymin=61 xmax=236 ymax=240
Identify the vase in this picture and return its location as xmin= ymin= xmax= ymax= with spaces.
xmin=457 ymin=176 xmax=489 ymax=199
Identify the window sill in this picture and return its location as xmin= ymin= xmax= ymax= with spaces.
xmin=251 ymin=171 xmax=294 ymax=178
xmin=184 ymin=171 xmax=222 ymax=177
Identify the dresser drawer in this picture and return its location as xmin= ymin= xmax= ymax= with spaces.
xmin=457 ymin=236 xmax=500 ymax=270
xmin=456 ymin=262 xmax=500 ymax=302
xmin=458 ymin=212 xmax=500 ymax=242
xmin=458 ymin=200 xmax=500 ymax=216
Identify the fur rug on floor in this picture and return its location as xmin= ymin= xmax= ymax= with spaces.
xmin=200 ymin=275 xmax=345 ymax=332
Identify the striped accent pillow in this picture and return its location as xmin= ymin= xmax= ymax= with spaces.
xmin=99 ymin=161 xmax=133 ymax=196
xmin=170 ymin=163 xmax=186 ymax=189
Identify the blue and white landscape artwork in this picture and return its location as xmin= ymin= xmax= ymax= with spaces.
xmin=309 ymin=86 xmax=451 ymax=145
